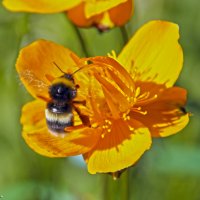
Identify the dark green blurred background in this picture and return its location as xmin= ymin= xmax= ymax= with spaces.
xmin=0 ymin=0 xmax=200 ymax=199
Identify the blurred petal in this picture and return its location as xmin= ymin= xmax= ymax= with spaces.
xmin=85 ymin=0 xmax=126 ymax=18
xmin=2 ymin=0 xmax=81 ymax=13
xmin=97 ymin=12 xmax=114 ymax=29
xmin=84 ymin=120 xmax=151 ymax=174
xmin=67 ymin=2 xmax=103 ymax=27
xmin=109 ymin=0 xmax=133 ymax=26
xmin=21 ymin=100 xmax=101 ymax=157
xmin=16 ymin=40 xmax=79 ymax=99
xmin=131 ymin=85 xmax=189 ymax=137
xmin=118 ymin=20 xmax=183 ymax=87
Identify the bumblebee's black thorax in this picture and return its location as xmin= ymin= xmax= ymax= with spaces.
xmin=49 ymin=82 xmax=77 ymax=102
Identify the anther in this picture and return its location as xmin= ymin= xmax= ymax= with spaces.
xmin=129 ymin=126 xmax=134 ymax=131
xmin=126 ymin=115 xmax=130 ymax=120
xmin=91 ymin=123 xmax=98 ymax=128
xmin=141 ymin=110 xmax=147 ymax=115
xmin=135 ymin=87 xmax=141 ymax=97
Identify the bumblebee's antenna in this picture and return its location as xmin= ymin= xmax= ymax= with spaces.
xmin=71 ymin=62 xmax=94 ymax=76
xmin=53 ymin=62 xmax=66 ymax=74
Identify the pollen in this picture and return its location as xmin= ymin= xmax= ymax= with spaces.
xmin=135 ymin=87 xmax=141 ymax=97
xmin=105 ymin=119 xmax=112 ymax=125
xmin=122 ymin=113 xmax=130 ymax=121
xmin=101 ymin=119 xmax=112 ymax=137
xmin=129 ymin=126 xmax=134 ymax=131
xmin=91 ymin=122 xmax=99 ymax=128
xmin=132 ymin=107 xmax=148 ymax=115
xmin=140 ymin=110 xmax=148 ymax=115
xmin=127 ymin=96 xmax=135 ymax=104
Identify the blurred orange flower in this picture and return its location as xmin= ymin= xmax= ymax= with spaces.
xmin=17 ymin=20 xmax=189 ymax=174
xmin=2 ymin=0 xmax=133 ymax=30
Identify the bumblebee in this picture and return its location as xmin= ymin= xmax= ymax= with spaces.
xmin=45 ymin=63 xmax=89 ymax=136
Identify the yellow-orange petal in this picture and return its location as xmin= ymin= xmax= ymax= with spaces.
xmin=84 ymin=119 xmax=151 ymax=174
xmin=87 ymin=56 xmax=135 ymax=91
xmin=23 ymin=126 xmax=101 ymax=157
xmin=118 ymin=20 xmax=183 ymax=87
xmin=21 ymin=100 xmax=46 ymax=133
xmin=16 ymin=40 xmax=79 ymax=99
xmin=67 ymin=2 xmax=103 ymax=27
xmin=85 ymin=0 xmax=127 ymax=18
xmin=96 ymin=11 xmax=114 ymax=29
xmin=109 ymin=0 xmax=133 ymax=26
xmin=2 ymin=0 xmax=81 ymax=13
xmin=21 ymin=100 xmax=101 ymax=157
xmin=131 ymin=86 xmax=189 ymax=137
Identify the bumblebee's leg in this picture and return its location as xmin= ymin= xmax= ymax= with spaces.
xmin=73 ymin=100 xmax=86 ymax=106
xmin=36 ymin=95 xmax=51 ymax=102
xmin=64 ymin=104 xmax=91 ymax=132
xmin=65 ymin=124 xmax=86 ymax=132
xmin=73 ymin=106 xmax=91 ymax=127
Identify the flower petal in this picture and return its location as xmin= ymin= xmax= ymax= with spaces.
xmin=67 ymin=2 xmax=103 ymax=27
xmin=131 ymin=85 xmax=189 ymax=137
xmin=21 ymin=100 xmax=101 ymax=157
xmin=96 ymin=12 xmax=114 ymax=29
xmin=87 ymin=56 xmax=135 ymax=91
xmin=16 ymin=40 xmax=79 ymax=99
xmin=85 ymin=0 xmax=127 ymax=18
xmin=2 ymin=0 xmax=81 ymax=13
xmin=118 ymin=20 xmax=183 ymax=87
xmin=109 ymin=0 xmax=133 ymax=26
xmin=23 ymin=127 xmax=101 ymax=157
xmin=84 ymin=119 xmax=151 ymax=174
xmin=21 ymin=100 xmax=46 ymax=133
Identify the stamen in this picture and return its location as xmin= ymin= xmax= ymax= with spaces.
xmin=91 ymin=122 xmax=99 ymax=128
xmin=135 ymin=87 xmax=141 ymax=98
xmin=105 ymin=119 xmax=112 ymax=125
xmin=100 ymin=119 xmax=112 ymax=138
xmin=122 ymin=113 xmax=131 ymax=121
xmin=132 ymin=107 xmax=148 ymax=115
xmin=126 ymin=96 xmax=135 ymax=106
xmin=129 ymin=126 xmax=134 ymax=131
xmin=136 ymin=92 xmax=158 ymax=105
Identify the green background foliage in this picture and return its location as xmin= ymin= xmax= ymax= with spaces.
xmin=0 ymin=0 xmax=200 ymax=199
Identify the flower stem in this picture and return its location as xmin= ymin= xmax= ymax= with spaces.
xmin=120 ymin=26 xmax=129 ymax=45
xmin=73 ymin=26 xmax=89 ymax=57
xmin=104 ymin=170 xmax=129 ymax=200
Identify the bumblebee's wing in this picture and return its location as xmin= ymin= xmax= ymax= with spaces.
xmin=19 ymin=69 xmax=50 ymax=99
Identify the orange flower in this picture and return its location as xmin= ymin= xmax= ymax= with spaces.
xmin=2 ymin=0 xmax=133 ymax=30
xmin=17 ymin=20 xmax=189 ymax=174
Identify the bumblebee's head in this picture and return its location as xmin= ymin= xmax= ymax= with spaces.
xmin=49 ymin=76 xmax=77 ymax=102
